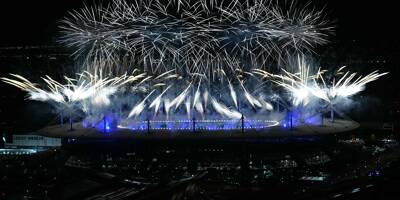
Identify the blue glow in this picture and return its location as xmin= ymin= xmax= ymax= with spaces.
xmin=85 ymin=114 xmax=119 ymax=133
xmin=83 ymin=114 xmax=283 ymax=133
xmin=116 ymin=119 xmax=279 ymax=132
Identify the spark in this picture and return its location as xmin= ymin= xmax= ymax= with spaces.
xmin=128 ymin=90 xmax=155 ymax=118
xmin=211 ymin=97 xmax=242 ymax=119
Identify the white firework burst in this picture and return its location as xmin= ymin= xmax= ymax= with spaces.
xmin=254 ymin=56 xmax=388 ymax=107
xmin=60 ymin=0 xmax=333 ymax=77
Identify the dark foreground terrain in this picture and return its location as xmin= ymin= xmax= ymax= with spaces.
xmin=1 ymin=130 xmax=400 ymax=200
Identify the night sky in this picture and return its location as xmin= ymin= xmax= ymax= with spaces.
xmin=0 ymin=0 xmax=399 ymax=47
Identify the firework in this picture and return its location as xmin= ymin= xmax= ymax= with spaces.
xmin=1 ymin=71 xmax=147 ymax=111
xmin=310 ymin=67 xmax=388 ymax=103
xmin=254 ymin=55 xmax=317 ymax=106
xmin=60 ymin=0 xmax=332 ymax=77
xmin=47 ymin=0 xmax=332 ymax=125
xmin=254 ymin=56 xmax=388 ymax=107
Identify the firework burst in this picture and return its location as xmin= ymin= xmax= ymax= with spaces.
xmin=60 ymin=0 xmax=333 ymax=77
xmin=254 ymin=56 xmax=388 ymax=107
xmin=1 ymin=71 xmax=148 ymax=111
